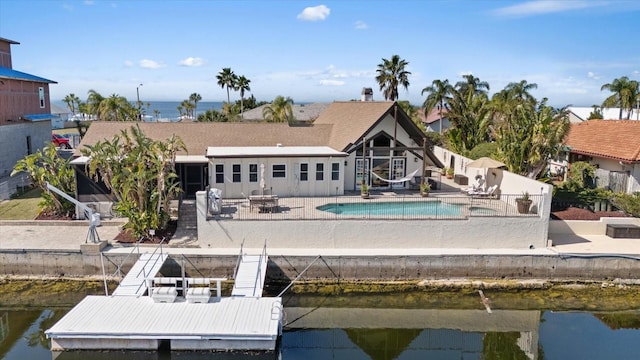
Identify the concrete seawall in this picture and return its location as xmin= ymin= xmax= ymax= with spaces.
xmin=2 ymin=249 xmax=639 ymax=281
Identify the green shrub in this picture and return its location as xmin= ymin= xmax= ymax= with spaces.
xmin=468 ymin=142 xmax=498 ymax=160
xmin=611 ymin=192 xmax=640 ymax=217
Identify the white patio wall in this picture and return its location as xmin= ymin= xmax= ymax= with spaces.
xmin=196 ymin=191 xmax=549 ymax=250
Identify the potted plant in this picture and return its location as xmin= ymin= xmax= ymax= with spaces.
xmin=446 ymin=167 xmax=454 ymax=179
xmin=420 ymin=182 xmax=431 ymax=197
xmin=440 ymin=167 xmax=447 ymax=176
xmin=360 ymin=184 xmax=370 ymax=199
xmin=516 ymin=191 xmax=532 ymax=214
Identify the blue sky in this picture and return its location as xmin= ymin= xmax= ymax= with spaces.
xmin=1 ymin=0 xmax=639 ymax=107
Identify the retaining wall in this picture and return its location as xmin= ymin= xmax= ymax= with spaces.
xmin=2 ymin=249 xmax=639 ymax=281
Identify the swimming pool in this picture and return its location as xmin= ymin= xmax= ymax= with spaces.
xmin=316 ymin=201 xmax=496 ymax=217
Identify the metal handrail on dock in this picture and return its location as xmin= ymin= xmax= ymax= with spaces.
xmin=251 ymin=242 xmax=268 ymax=297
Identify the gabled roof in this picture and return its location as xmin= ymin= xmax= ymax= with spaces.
xmin=421 ymin=107 xmax=449 ymax=124
xmin=0 ymin=66 xmax=57 ymax=83
xmin=75 ymin=122 xmax=332 ymax=157
xmin=565 ymin=120 xmax=640 ymax=163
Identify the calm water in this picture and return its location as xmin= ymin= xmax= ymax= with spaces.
xmin=54 ymin=101 xmax=224 ymax=122
xmin=2 ymin=305 xmax=640 ymax=359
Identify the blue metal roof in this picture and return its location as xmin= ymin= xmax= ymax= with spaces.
xmin=0 ymin=66 xmax=57 ymax=84
xmin=24 ymin=113 xmax=57 ymax=121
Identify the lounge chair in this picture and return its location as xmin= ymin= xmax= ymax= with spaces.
xmin=468 ymin=184 xmax=498 ymax=198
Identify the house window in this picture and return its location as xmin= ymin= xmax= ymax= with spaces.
xmin=232 ymin=164 xmax=241 ymax=182
xmin=331 ymin=162 xmax=340 ymax=181
xmin=272 ymin=164 xmax=286 ymax=178
xmin=39 ymin=87 xmax=45 ymax=108
xmin=215 ymin=164 xmax=224 ymax=183
xmin=300 ymin=163 xmax=308 ymax=181
xmin=249 ymin=163 xmax=258 ymax=182
xmin=316 ymin=163 xmax=324 ymax=181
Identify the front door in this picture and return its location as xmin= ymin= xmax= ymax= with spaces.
xmin=184 ymin=164 xmax=207 ymax=198
xmin=391 ymin=158 xmax=405 ymax=189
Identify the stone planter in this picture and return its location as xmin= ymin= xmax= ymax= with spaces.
xmin=516 ymin=199 xmax=532 ymax=214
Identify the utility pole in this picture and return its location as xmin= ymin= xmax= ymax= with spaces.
xmin=136 ymin=83 xmax=143 ymax=120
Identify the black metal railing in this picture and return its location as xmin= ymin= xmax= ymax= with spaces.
xmin=213 ymin=193 xmax=543 ymax=221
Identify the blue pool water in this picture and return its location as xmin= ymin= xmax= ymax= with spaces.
xmin=317 ymin=201 xmax=495 ymax=216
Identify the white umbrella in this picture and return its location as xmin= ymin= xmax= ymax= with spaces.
xmin=259 ymin=163 xmax=265 ymax=194
xmin=467 ymin=157 xmax=505 ymax=190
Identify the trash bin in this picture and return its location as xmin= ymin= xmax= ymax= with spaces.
xmin=208 ymin=188 xmax=222 ymax=215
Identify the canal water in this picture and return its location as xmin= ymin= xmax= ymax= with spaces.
xmin=2 ymin=283 xmax=640 ymax=359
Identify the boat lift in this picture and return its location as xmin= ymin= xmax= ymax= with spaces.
xmin=45 ymin=182 xmax=101 ymax=243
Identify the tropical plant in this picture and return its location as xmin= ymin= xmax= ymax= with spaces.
xmin=11 ymin=143 xmax=76 ymax=217
xmin=198 ymin=109 xmax=229 ymax=122
xmin=98 ymin=94 xmax=136 ymax=121
xmin=445 ymin=81 xmax=492 ymax=155
xmin=566 ymin=161 xmax=596 ymax=188
xmin=85 ymin=89 xmax=105 ymax=119
xmin=375 ymin=55 xmax=411 ymax=101
xmin=62 ymin=93 xmax=81 ymax=115
xmin=468 ymin=142 xmax=498 ymax=160
xmin=611 ymin=192 xmax=640 ymax=218
xmin=81 ymin=125 xmax=186 ymax=239
xmin=236 ymin=75 xmax=251 ymax=117
xmin=587 ymin=105 xmax=604 ymax=120
xmin=189 ymin=93 xmax=202 ymax=119
xmin=262 ymin=96 xmax=295 ymax=123
xmin=217 ymin=67 xmax=238 ymax=104
xmin=601 ymin=76 xmax=640 ymax=119
xmin=420 ymin=182 xmax=431 ymax=194
xmin=421 ymin=79 xmax=453 ymax=134
xmin=494 ymin=99 xmax=570 ymax=178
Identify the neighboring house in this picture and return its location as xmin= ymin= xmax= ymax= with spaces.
xmin=241 ymin=102 xmax=330 ymax=123
xmin=420 ymin=106 xmax=450 ymax=133
xmin=50 ymin=103 xmax=69 ymax=129
xmin=562 ymin=120 xmax=640 ymax=193
xmin=568 ymin=106 xmax=640 ymax=123
xmin=0 ymin=36 xmax=57 ymax=178
xmin=73 ymin=101 xmax=443 ymax=201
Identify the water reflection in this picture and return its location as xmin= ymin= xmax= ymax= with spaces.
xmin=2 ymin=307 xmax=640 ymax=359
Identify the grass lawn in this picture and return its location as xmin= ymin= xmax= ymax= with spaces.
xmin=0 ymin=188 xmax=42 ymax=220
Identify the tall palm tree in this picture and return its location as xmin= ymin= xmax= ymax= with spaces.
xmin=601 ymin=76 xmax=640 ymax=119
xmin=189 ymin=93 xmax=202 ymax=119
xmin=421 ymin=79 xmax=453 ymax=134
xmin=98 ymin=94 xmax=134 ymax=121
xmin=62 ymin=93 xmax=81 ymax=115
xmin=216 ymin=67 xmax=238 ymax=104
xmin=262 ymin=96 xmax=294 ymax=123
xmin=375 ymin=55 xmax=411 ymax=101
xmin=504 ymin=80 xmax=538 ymax=104
xmin=236 ymin=76 xmax=251 ymax=118
xmin=455 ymin=74 xmax=490 ymax=98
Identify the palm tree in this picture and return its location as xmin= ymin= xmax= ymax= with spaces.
xmin=375 ymin=55 xmax=411 ymax=101
xmin=62 ymin=93 xmax=81 ymax=115
xmin=86 ymin=89 xmax=105 ymax=119
xmin=189 ymin=93 xmax=202 ymax=119
xmin=421 ymin=79 xmax=453 ymax=134
xmin=504 ymin=80 xmax=538 ymax=104
xmin=217 ymin=67 xmax=238 ymax=104
xmin=262 ymin=96 xmax=294 ymax=123
xmin=236 ymin=76 xmax=251 ymax=118
xmin=601 ymin=76 xmax=640 ymax=119
xmin=98 ymin=94 xmax=134 ymax=121
xmin=455 ymin=74 xmax=490 ymax=98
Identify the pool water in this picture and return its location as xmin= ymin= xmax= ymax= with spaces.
xmin=317 ymin=201 xmax=495 ymax=216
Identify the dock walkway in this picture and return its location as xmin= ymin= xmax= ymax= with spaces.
xmin=112 ymin=252 xmax=168 ymax=297
xmin=232 ymin=252 xmax=268 ymax=297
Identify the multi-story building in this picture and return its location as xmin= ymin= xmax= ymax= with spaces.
xmin=0 ymin=36 xmax=57 ymax=178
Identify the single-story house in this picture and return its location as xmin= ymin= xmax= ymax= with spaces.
xmin=568 ymin=106 xmax=640 ymax=123
xmin=72 ymin=101 xmax=443 ymax=202
xmin=562 ymin=120 xmax=640 ymax=193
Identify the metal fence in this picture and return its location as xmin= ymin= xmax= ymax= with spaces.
xmin=212 ymin=193 xmax=543 ymax=221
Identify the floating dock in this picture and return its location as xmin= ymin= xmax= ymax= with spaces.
xmin=46 ymin=248 xmax=283 ymax=351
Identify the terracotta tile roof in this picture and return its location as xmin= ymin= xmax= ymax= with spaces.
xmin=75 ymin=122 xmax=332 ymax=157
xmin=565 ymin=120 xmax=640 ymax=162
xmin=421 ymin=107 xmax=449 ymax=124
xmin=314 ymin=101 xmax=396 ymax=151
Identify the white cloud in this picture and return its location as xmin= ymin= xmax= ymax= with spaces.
xmin=178 ymin=57 xmax=205 ymax=67
xmin=355 ymin=20 xmax=368 ymax=30
xmin=83 ymin=0 xmax=94 ymax=5
xmin=139 ymin=59 xmax=165 ymax=69
xmin=62 ymin=3 xmax=73 ymax=10
xmin=587 ymin=71 xmax=601 ymax=80
xmin=297 ymin=5 xmax=330 ymax=21
xmin=493 ymin=0 xmax=604 ymax=17
xmin=319 ymin=79 xmax=345 ymax=86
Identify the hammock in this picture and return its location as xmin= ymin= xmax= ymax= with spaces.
xmin=370 ymin=168 xmax=420 ymax=183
